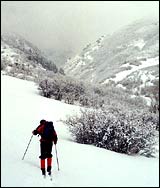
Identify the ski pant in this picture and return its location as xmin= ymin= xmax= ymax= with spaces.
xmin=39 ymin=141 xmax=53 ymax=171
xmin=39 ymin=141 xmax=53 ymax=159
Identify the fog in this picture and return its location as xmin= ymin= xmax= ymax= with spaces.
xmin=1 ymin=1 xmax=159 ymax=54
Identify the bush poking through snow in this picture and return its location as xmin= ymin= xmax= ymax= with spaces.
xmin=65 ymin=108 xmax=159 ymax=157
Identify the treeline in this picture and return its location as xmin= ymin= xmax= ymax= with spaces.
xmin=38 ymin=74 xmax=148 ymax=111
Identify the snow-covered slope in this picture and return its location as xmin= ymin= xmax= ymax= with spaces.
xmin=64 ymin=18 xmax=159 ymax=88
xmin=1 ymin=74 xmax=159 ymax=187
xmin=1 ymin=33 xmax=59 ymax=80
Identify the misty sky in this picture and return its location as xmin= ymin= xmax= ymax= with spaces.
xmin=1 ymin=1 xmax=159 ymax=54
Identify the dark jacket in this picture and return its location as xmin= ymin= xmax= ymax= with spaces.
xmin=33 ymin=122 xmax=58 ymax=144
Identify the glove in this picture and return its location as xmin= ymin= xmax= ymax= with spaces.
xmin=32 ymin=130 xmax=38 ymax=135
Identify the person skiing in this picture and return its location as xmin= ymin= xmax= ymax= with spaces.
xmin=32 ymin=119 xmax=58 ymax=176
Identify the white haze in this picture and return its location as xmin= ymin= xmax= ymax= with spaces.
xmin=1 ymin=1 xmax=159 ymax=54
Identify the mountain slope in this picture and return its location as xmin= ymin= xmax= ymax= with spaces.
xmin=1 ymin=33 xmax=59 ymax=80
xmin=64 ymin=18 xmax=159 ymax=108
xmin=64 ymin=18 xmax=159 ymax=86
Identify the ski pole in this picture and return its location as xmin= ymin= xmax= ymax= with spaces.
xmin=55 ymin=145 xmax=60 ymax=171
xmin=22 ymin=134 xmax=33 ymax=160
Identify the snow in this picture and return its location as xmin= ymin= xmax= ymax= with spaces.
xmin=132 ymin=39 xmax=146 ymax=50
xmin=141 ymin=96 xmax=152 ymax=106
xmin=103 ymin=56 xmax=159 ymax=83
xmin=92 ymin=46 xmax=99 ymax=51
xmin=1 ymin=74 xmax=159 ymax=187
xmin=87 ymin=55 xmax=93 ymax=61
xmin=64 ymin=36 xmax=105 ymax=74
xmin=84 ymin=52 xmax=93 ymax=61
xmin=65 ymin=55 xmax=85 ymax=72
xmin=131 ymin=94 xmax=152 ymax=106
xmin=6 ymin=66 xmax=12 ymax=72
xmin=1 ymin=44 xmax=18 ymax=63
xmin=116 ymin=83 xmax=126 ymax=90
xmin=140 ymin=70 xmax=156 ymax=83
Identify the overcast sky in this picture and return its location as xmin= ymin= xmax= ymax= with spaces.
xmin=1 ymin=1 xmax=159 ymax=53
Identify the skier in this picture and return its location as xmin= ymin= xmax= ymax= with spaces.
xmin=32 ymin=119 xmax=58 ymax=176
